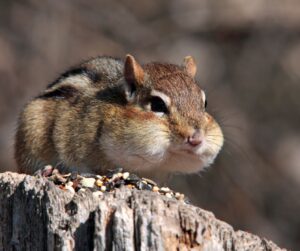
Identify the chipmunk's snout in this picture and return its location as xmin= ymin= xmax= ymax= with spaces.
xmin=187 ymin=129 xmax=203 ymax=147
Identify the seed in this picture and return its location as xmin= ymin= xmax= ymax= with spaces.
xmin=178 ymin=194 xmax=185 ymax=201
xmin=137 ymin=181 xmax=152 ymax=191
xmin=95 ymin=179 xmax=103 ymax=187
xmin=142 ymin=178 xmax=157 ymax=186
xmin=175 ymin=192 xmax=181 ymax=199
xmin=152 ymin=186 xmax=159 ymax=192
xmin=80 ymin=178 xmax=96 ymax=188
xmin=122 ymin=172 xmax=130 ymax=179
xmin=165 ymin=193 xmax=172 ymax=198
xmin=101 ymin=186 xmax=107 ymax=192
xmin=160 ymin=187 xmax=170 ymax=193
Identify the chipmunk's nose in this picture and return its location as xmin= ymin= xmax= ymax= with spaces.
xmin=187 ymin=130 xmax=203 ymax=147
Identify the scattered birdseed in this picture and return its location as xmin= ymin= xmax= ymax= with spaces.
xmin=37 ymin=165 xmax=187 ymax=202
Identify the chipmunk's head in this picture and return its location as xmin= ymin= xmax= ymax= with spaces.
xmin=101 ymin=55 xmax=223 ymax=174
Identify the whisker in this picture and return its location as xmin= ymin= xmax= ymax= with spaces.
xmin=206 ymin=137 xmax=223 ymax=144
xmin=206 ymin=134 xmax=224 ymax=138
xmin=220 ymin=125 xmax=245 ymax=132
xmin=222 ymin=138 xmax=254 ymax=165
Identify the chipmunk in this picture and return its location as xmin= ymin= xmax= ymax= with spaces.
xmin=15 ymin=55 xmax=223 ymax=179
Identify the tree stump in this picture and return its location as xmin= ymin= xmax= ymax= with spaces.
xmin=0 ymin=172 xmax=286 ymax=251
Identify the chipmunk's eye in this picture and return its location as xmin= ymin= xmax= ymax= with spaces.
xmin=205 ymin=99 xmax=207 ymax=108
xmin=150 ymin=96 xmax=169 ymax=114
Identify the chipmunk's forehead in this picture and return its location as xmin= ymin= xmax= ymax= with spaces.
xmin=144 ymin=63 xmax=204 ymax=116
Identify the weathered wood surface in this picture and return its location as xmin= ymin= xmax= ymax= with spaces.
xmin=0 ymin=172 xmax=285 ymax=251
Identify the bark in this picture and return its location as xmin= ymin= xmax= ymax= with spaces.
xmin=0 ymin=172 xmax=286 ymax=251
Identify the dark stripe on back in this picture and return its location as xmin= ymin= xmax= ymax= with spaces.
xmin=47 ymin=67 xmax=100 ymax=89
xmin=38 ymin=86 xmax=78 ymax=99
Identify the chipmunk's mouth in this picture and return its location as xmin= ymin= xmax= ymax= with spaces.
xmin=173 ymin=140 xmax=204 ymax=154
xmin=169 ymin=137 xmax=221 ymax=161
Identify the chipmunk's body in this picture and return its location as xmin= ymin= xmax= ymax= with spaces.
xmin=15 ymin=55 xmax=223 ymax=178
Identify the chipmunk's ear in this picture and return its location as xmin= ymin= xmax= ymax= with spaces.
xmin=123 ymin=54 xmax=145 ymax=102
xmin=124 ymin=54 xmax=145 ymax=86
xmin=183 ymin=56 xmax=197 ymax=78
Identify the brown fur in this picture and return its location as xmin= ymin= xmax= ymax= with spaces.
xmin=15 ymin=55 xmax=223 ymax=176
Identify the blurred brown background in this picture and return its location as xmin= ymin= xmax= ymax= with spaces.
xmin=1 ymin=0 xmax=300 ymax=249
